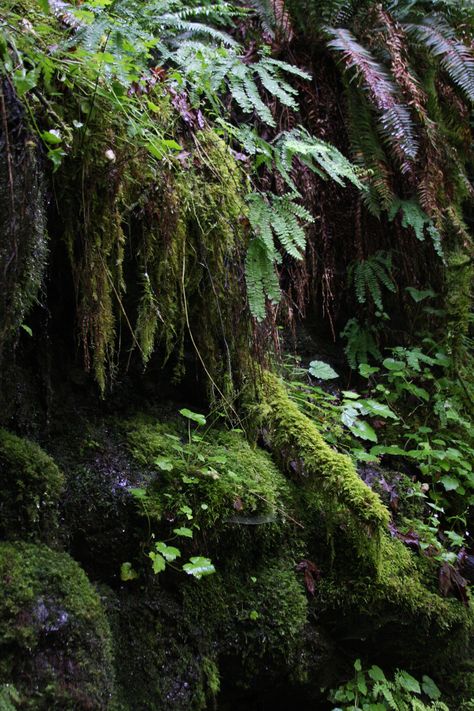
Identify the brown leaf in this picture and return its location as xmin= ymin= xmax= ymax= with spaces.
xmin=233 ymin=497 xmax=243 ymax=512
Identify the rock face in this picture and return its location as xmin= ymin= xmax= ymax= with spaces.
xmin=0 ymin=542 xmax=114 ymax=710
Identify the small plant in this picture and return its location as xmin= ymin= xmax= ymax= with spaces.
xmin=123 ymin=408 xmax=216 ymax=581
xmin=329 ymin=658 xmax=448 ymax=710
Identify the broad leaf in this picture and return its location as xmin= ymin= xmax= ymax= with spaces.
xmin=308 ymin=360 xmax=339 ymax=380
xmin=182 ymin=556 xmax=216 ymax=579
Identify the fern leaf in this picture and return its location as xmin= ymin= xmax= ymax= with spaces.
xmin=407 ymin=17 xmax=474 ymax=101
xmin=327 ymin=27 xmax=418 ymax=164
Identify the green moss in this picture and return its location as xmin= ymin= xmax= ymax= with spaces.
xmin=126 ymin=415 xmax=293 ymax=533
xmin=105 ymin=583 xmax=219 ymax=711
xmin=259 ymin=372 xmax=389 ymax=567
xmin=315 ymin=534 xmax=474 ymax=674
xmin=0 ymin=542 xmax=113 ymax=710
xmin=0 ymin=429 xmax=64 ymax=543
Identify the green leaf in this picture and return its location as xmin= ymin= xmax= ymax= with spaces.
xmin=179 ymin=408 xmax=206 ymax=426
xmin=173 ymin=527 xmax=193 ymax=538
xmin=308 ymin=360 xmax=339 ymax=380
xmin=421 ymin=674 xmax=441 ymax=701
xmin=182 ymin=556 xmax=216 ymax=579
xmin=354 ymin=658 xmax=362 ymax=672
xmin=249 ymin=609 xmax=259 ymax=620
xmin=359 ymin=398 xmax=398 ymax=420
xmin=440 ymin=475 xmax=459 ymax=491
xmin=155 ymin=542 xmax=181 ymax=561
xmin=397 ymin=670 xmax=421 ymax=694
xmin=349 ymin=419 xmax=378 ymax=442
xmin=120 ymin=562 xmax=138 ymax=581
xmin=406 ymin=287 xmax=436 ymax=303
xmin=368 ymin=665 xmax=386 ymax=682
xmin=21 ymin=324 xmax=33 ymax=337
xmin=41 ymin=130 xmax=62 ymax=145
xmin=359 ymin=363 xmax=380 ymax=377
xmin=149 ymin=551 xmax=166 ymax=574
xmin=129 ymin=487 xmax=148 ymax=500
xmin=383 ymin=358 xmax=405 ymax=371
xmin=155 ymin=457 xmax=174 ymax=471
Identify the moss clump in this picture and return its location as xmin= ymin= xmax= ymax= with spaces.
xmin=0 ymin=429 xmax=64 ymax=543
xmin=259 ymin=372 xmax=389 ymax=567
xmin=315 ymin=534 xmax=474 ymax=675
xmin=184 ymin=560 xmax=310 ymax=691
xmin=126 ymin=416 xmax=293 ymax=534
xmin=0 ymin=542 xmax=114 ymax=710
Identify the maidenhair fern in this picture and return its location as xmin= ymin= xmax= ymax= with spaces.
xmin=350 ymin=251 xmax=396 ymax=312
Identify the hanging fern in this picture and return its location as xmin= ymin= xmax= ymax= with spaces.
xmin=326 ymin=27 xmax=419 ymax=167
xmin=350 ymin=251 xmax=396 ymax=312
xmin=406 ymin=17 xmax=474 ymax=102
xmin=275 ymin=126 xmax=365 ymax=191
xmin=245 ymin=192 xmax=314 ymax=320
xmin=245 ymin=237 xmax=281 ymax=322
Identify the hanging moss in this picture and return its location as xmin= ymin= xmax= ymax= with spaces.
xmin=0 ymin=78 xmax=47 ymax=357
xmin=133 ymin=129 xmax=251 ymax=398
xmin=0 ymin=542 xmax=114 ymax=710
xmin=258 ymin=372 xmax=389 ymax=567
xmin=0 ymin=429 xmax=64 ymax=543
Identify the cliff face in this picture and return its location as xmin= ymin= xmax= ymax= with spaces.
xmin=1 ymin=1 xmax=473 ymax=709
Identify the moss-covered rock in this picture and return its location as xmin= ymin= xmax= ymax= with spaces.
xmin=258 ymin=372 xmax=389 ymax=569
xmin=0 ymin=429 xmax=64 ymax=543
xmin=0 ymin=542 xmax=114 ymax=710
xmin=125 ymin=415 xmax=294 ymax=548
xmin=105 ymin=582 xmax=220 ymax=711
xmin=315 ymin=534 xmax=474 ymax=676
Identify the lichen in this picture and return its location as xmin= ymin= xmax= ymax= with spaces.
xmin=0 ymin=429 xmax=64 ymax=543
xmin=0 ymin=542 xmax=114 ymax=710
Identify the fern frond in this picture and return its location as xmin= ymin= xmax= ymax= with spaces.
xmin=245 ymin=237 xmax=281 ymax=321
xmin=276 ymin=127 xmax=365 ymax=190
xmin=389 ymin=198 xmax=444 ymax=258
xmin=327 ymin=27 xmax=418 ymax=164
xmin=407 ymin=16 xmax=474 ymax=101
xmin=350 ymin=251 xmax=396 ymax=311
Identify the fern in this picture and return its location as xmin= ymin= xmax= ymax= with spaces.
xmin=327 ymin=27 xmax=419 ymax=166
xmin=341 ymin=318 xmax=382 ymax=368
xmin=245 ymin=192 xmax=314 ymax=320
xmin=388 ymin=198 xmax=444 ymax=258
xmin=245 ymin=237 xmax=281 ymax=322
xmin=275 ymin=126 xmax=365 ymax=191
xmin=350 ymin=251 xmax=396 ymax=311
xmin=407 ymin=16 xmax=474 ymax=102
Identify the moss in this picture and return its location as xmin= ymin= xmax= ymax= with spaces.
xmin=0 ymin=429 xmax=64 ymax=543
xmin=125 ymin=415 xmax=293 ymax=535
xmin=104 ymin=582 xmax=219 ymax=711
xmin=315 ymin=534 xmax=474 ymax=674
xmin=0 ymin=542 xmax=113 ymax=709
xmin=259 ymin=372 xmax=389 ymax=567
xmin=0 ymin=77 xmax=48 ymax=357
